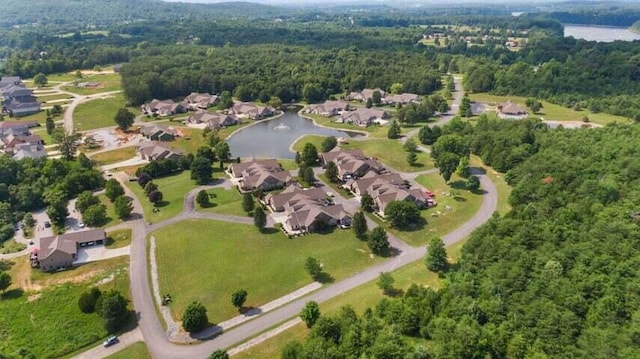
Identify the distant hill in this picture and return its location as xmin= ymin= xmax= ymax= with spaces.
xmin=632 ymin=20 xmax=640 ymax=33
xmin=0 ymin=0 xmax=292 ymax=29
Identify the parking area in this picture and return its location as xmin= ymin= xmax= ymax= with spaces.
xmin=85 ymin=129 xmax=144 ymax=151
xmin=74 ymin=245 xmax=130 ymax=265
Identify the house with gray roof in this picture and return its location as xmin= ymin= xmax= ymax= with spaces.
xmin=229 ymin=159 xmax=292 ymax=193
xmin=337 ymin=108 xmax=389 ymax=127
xmin=497 ymin=101 xmax=528 ymax=119
xmin=186 ymin=110 xmax=240 ymax=130
xmin=321 ymin=148 xmax=385 ymax=181
xmin=346 ymin=88 xmax=388 ymax=103
xmin=13 ymin=142 xmax=47 ymax=160
xmin=305 ymin=101 xmax=351 ymax=117
xmin=0 ymin=76 xmax=22 ymax=88
xmin=183 ymin=92 xmax=219 ymax=110
xmin=136 ymin=141 xmax=184 ymax=161
xmin=141 ymin=99 xmax=185 ymax=117
xmin=230 ymin=102 xmax=275 ymax=120
xmin=140 ymin=125 xmax=178 ymax=141
xmin=385 ymin=93 xmax=421 ymax=105
xmin=31 ymin=229 xmax=106 ymax=271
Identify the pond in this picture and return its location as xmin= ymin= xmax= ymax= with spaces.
xmin=564 ymin=25 xmax=640 ymax=42
xmin=227 ymin=111 xmax=363 ymax=159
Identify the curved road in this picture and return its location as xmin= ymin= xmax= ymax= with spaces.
xmin=63 ymin=89 xmax=123 ymax=134
xmin=126 ymin=168 xmax=497 ymax=358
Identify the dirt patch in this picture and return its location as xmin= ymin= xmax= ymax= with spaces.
xmin=27 ymin=293 xmax=42 ymax=302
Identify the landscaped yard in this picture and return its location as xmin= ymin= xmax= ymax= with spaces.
xmin=106 ymin=229 xmax=132 ymax=249
xmin=166 ymin=127 xmax=206 ymax=155
xmin=105 ymin=342 xmax=152 ymax=359
xmin=197 ymin=187 xmax=246 ymax=217
xmin=153 ymin=219 xmax=382 ymax=324
xmin=89 ymin=147 xmax=136 ymax=165
xmin=98 ymin=194 xmax=120 ymax=228
xmin=74 ymin=93 xmax=140 ymax=131
xmin=127 ymin=171 xmax=197 ymax=223
xmin=0 ymin=256 xmax=131 ymax=358
xmin=469 ymin=93 xmax=631 ymax=125
xmin=61 ymin=72 xmax=122 ymax=95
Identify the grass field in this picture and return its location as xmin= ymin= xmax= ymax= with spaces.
xmin=233 ymin=239 xmax=469 ymax=359
xmin=469 ymin=93 xmax=631 ymax=125
xmin=89 ymin=147 xmax=136 ymax=165
xmin=126 ymin=171 xmax=196 ymax=223
xmin=106 ymin=229 xmax=132 ymax=249
xmin=0 ymin=239 xmax=26 ymax=254
xmin=37 ymin=93 xmax=75 ymax=103
xmin=198 ymin=187 xmax=245 ymax=217
xmin=98 ymin=194 xmax=120 ymax=228
xmin=105 ymin=342 xmax=152 ymax=359
xmin=61 ymin=73 xmax=122 ymax=96
xmin=166 ymin=127 xmax=206 ymax=155
xmin=1 ymin=257 xmax=131 ymax=358
xmin=153 ymin=219 xmax=382 ymax=324
xmin=291 ymin=134 xmax=327 ymax=153
xmin=74 ymin=93 xmax=139 ymax=131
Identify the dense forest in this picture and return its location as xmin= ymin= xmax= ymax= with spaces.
xmin=287 ymin=120 xmax=640 ymax=358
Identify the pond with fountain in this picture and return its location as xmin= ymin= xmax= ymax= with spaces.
xmin=227 ymin=110 xmax=363 ymax=159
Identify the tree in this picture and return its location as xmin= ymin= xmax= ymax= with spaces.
xmin=144 ymin=181 xmax=158 ymax=195
xmin=305 ymin=257 xmax=322 ymax=279
xmin=456 ymin=156 xmax=470 ymax=178
xmin=234 ymin=85 xmax=252 ymax=102
xmin=403 ymin=138 xmax=418 ymax=153
xmin=59 ymin=133 xmax=81 ymax=161
xmin=220 ymin=90 xmax=234 ymax=109
xmin=384 ymin=200 xmax=421 ymax=229
xmin=467 ymin=175 xmax=481 ymax=191
xmin=301 ymin=143 xmax=319 ymax=166
xmin=418 ymin=125 xmax=442 ymax=145
xmin=303 ymin=166 xmax=316 ymax=186
xmin=372 ymin=90 xmax=382 ymax=106
xmin=114 ymin=196 xmax=134 ymax=219
xmin=459 ymin=94 xmax=472 ymax=117
xmin=34 ymin=72 xmax=48 ymax=87
xmin=0 ymin=271 xmax=11 ymax=294
xmin=47 ymin=200 xmax=69 ymax=228
xmin=525 ymin=98 xmax=542 ymax=113
xmin=368 ymin=227 xmax=390 ymax=256
xmin=191 ymin=156 xmax=213 ymax=185
xmin=182 ymin=301 xmax=208 ymax=333
xmin=231 ymin=289 xmax=248 ymax=312
xmin=361 ymin=193 xmax=374 ymax=212
xmin=407 ymin=151 xmax=418 ymax=166
xmin=208 ymin=350 xmax=230 ymax=359
xmin=214 ymin=142 xmax=231 ymax=162
xmin=97 ymin=290 xmax=129 ymax=333
xmin=82 ymin=204 xmax=107 ymax=227
xmin=365 ymin=98 xmax=373 ymax=109
xmin=114 ymin=108 xmax=135 ymax=131
xmin=78 ymin=152 xmax=94 ymax=168
xmin=148 ymin=190 xmax=163 ymax=205
xmin=23 ymin=213 xmax=35 ymax=229
xmin=75 ymin=190 xmax=99 ymax=213
xmin=377 ymin=272 xmax=395 ymax=295
xmin=105 ymin=178 xmax=125 ymax=202
xmin=254 ymin=207 xmax=266 ymax=231
xmin=196 ymin=190 xmax=210 ymax=207
xmin=45 ymin=116 xmax=55 ymax=135
xmin=268 ymin=96 xmax=282 ymax=110
xmin=390 ymin=82 xmax=404 ymax=94
xmin=352 ymin=211 xmax=368 ymax=240
xmin=197 ymin=146 xmax=215 ymax=163
xmin=437 ymin=152 xmax=461 ymax=182
xmin=325 ymin=161 xmax=339 ymax=183
xmin=425 ymin=237 xmax=448 ymax=273
xmin=321 ymin=136 xmax=338 ymax=153
xmin=242 ymin=193 xmax=255 ymax=213
xmin=387 ymin=120 xmax=401 ymax=139
xmin=78 ymin=288 xmax=101 ymax=313
xmin=300 ymin=301 xmax=321 ymax=328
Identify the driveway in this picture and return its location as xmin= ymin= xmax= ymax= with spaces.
xmin=74 ymin=245 xmax=130 ymax=265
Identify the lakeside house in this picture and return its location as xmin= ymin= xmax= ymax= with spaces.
xmin=186 ymin=110 xmax=240 ymax=130
xmin=336 ymin=108 xmax=389 ymax=127
xmin=229 ymin=102 xmax=275 ymax=120
xmin=229 ymin=159 xmax=292 ymax=193
xmin=136 ymin=141 xmax=184 ymax=161
xmin=31 ymin=229 xmax=106 ymax=271
xmin=304 ymin=101 xmax=351 ymax=117
xmin=321 ymin=148 xmax=385 ymax=181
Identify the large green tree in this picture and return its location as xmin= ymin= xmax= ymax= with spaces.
xmin=114 ymin=108 xmax=135 ymax=131
xmin=97 ymin=290 xmax=129 ymax=333
xmin=384 ymin=200 xmax=421 ymax=229
xmin=182 ymin=301 xmax=208 ymax=333
xmin=0 ymin=271 xmax=11 ymax=294
xmin=352 ymin=211 xmax=368 ymax=240
xmin=191 ymin=156 xmax=213 ymax=185
xmin=301 ymin=143 xmax=319 ymax=166
xmin=254 ymin=207 xmax=266 ymax=231
xmin=105 ymin=178 xmax=125 ymax=202
xmin=300 ymin=301 xmax=321 ymax=328
xmin=425 ymin=237 xmax=448 ymax=273
xmin=114 ymin=195 xmax=134 ymax=219
xmin=368 ymin=227 xmax=390 ymax=256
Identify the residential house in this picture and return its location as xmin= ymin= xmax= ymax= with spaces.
xmin=230 ymin=102 xmax=275 ymax=120
xmin=136 ymin=141 xmax=184 ymax=161
xmin=337 ymin=108 xmax=389 ymax=127
xmin=2 ymin=133 xmax=43 ymax=153
xmin=141 ymin=99 xmax=185 ymax=117
xmin=229 ymin=159 xmax=292 ymax=193
xmin=1 ymin=83 xmax=40 ymax=117
xmin=497 ymin=101 xmax=528 ymax=119
xmin=321 ymin=148 xmax=385 ymax=181
xmin=186 ymin=110 xmax=240 ymax=130
xmin=346 ymin=172 xmax=431 ymax=216
xmin=13 ymin=142 xmax=47 ymax=160
xmin=266 ymin=185 xmax=351 ymax=235
xmin=140 ymin=125 xmax=178 ymax=141
xmin=183 ymin=92 xmax=219 ymax=110
xmin=0 ymin=76 xmax=22 ymax=89
xmin=305 ymin=101 xmax=351 ymax=117
xmin=1 ymin=84 xmax=34 ymax=99
xmin=346 ymin=88 xmax=388 ymax=103
xmin=385 ymin=93 xmax=421 ymax=105
xmin=31 ymin=229 xmax=106 ymax=271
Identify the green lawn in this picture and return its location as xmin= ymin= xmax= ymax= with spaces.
xmin=233 ymin=238 xmax=469 ymax=359
xmin=291 ymin=134 xmax=327 ymax=153
xmin=0 ymin=239 xmax=26 ymax=254
xmin=106 ymin=229 xmax=132 ymax=249
xmin=343 ymin=139 xmax=433 ymax=173
xmin=126 ymin=171 xmax=196 ymax=223
xmin=198 ymin=187 xmax=246 ymax=217
xmin=165 ymin=127 xmax=206 ymax=155
xmin=98 ymin=194 xmax=120 ymax=228
xmin=74 ymin=93 xmax=139 ymax=131
xmin=105 ymin=342 xmax=152 ymax=359
xmin=1 ymin=257 xmax=131 ymax=358
xmin=469 ymin=155 xmax=512 ymax=215
xmin=469 ymin=93 xmax=630 ymax=125
xmin=153 ymin=219 xmax=381 ymax=324
xmin=61 ymin=73 xmax=122 ymax=96
xmin=31 ymin=128 xmax=56 ymax=145
xmin=278 ymin=159 xmax=298 ymax=171
xmin=89 ymin=147 xmax=136 ymax=165
xmin=37 ymin=93 xmax=75 ymax=103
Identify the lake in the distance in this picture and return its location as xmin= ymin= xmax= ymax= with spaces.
xmin=227 ymin=111 xmax=363 ymax=159
xmin=564 ymin=25 xmax=640 ymax=42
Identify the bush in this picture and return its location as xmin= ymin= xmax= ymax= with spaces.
xmin=182 ymin=301 xmax=209 ymax=333
xmin=78 ymin=288 xmax=102 ymax=313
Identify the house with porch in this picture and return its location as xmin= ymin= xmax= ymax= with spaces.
xmin=229 ymin=159 xmax=292 ymax=193
xmin=305 ymin=101 xmax=351 ymax=117
xmin=31 ymin=229 xmax=106 ymax=271
xmin=337 ymin=108 xmax=389 ymax=127
xmin=230 ymin=102 xmax=275 ymax=120
xmin=321 ymin=148 xmax=385 ymax=181
xmin=136 ymin=141 xmax=184 ymax=161
xmin=182 ymin=92 xmax=219 ymax=110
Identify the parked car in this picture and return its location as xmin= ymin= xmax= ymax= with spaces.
xmin=44 ymin=221 xmax=51 ymax=228
xmin=103 ymin=335 xmax=118 ymax=347
xmin=78 ymin=221 xmax=85 ymax=228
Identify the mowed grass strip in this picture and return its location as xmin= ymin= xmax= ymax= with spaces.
xmin=74 ymin=93 xmax=140 ymax=131
xmin=127 ymin=171 xmax=197 ymax=223
xmin=233 ymin=238 xmax=469 ymax=359
xmin=61 ymin=73 xmax=122 ymax=95
xmin=105 ymin=342 xmax=152 ymax=359
xmin=1 ymin=257 xmax=131 ymax=358
xmin=154 ymin=219 xmax=381 ymax=324
xmin=89 ymin=147 xmax=136 ymax=165
xmin=469 ymin=155 xmax=512 ymax=215
xmin=197 ymin=187 xmax=245 ymax=217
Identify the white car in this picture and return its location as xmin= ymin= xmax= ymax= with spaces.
xmin=78 ymin=221 xmax=85 ymax=228
xmin=103 ymin=335 xmax=118 ymax=347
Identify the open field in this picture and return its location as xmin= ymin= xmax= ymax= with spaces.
xmin=98 ymin=194 xmax=120 ymax=228
xmin=165 ymin=127 xmax=206 ymax=154
xmin=106 ymin=229 xmax=132 ymax=249
xmin=61 ymin=73 xmax=122 ymax=96
xmin=105 ymin=342 xmax=152 ymax=359
xmin=198 ymin=187 xmax=245 ymax=217
xmin=0 ymin=239 xmax=26 ymax=254
xmin=154 ymin=219 xmax=381 ymax=324
xmin=233 ymin=238 xmax=469 ymax=359
xmin=0 ymin=257 xmax=131 ymax=358
xmin=469 ymin=93 xmax=631 ymax=125
xmin=74 ymin=93 xmax=140 ymax=132
xmin=126 ymin=171 xmax=196 ymax=223
xmin=89 ymin=147 xmax=136 ymax=165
